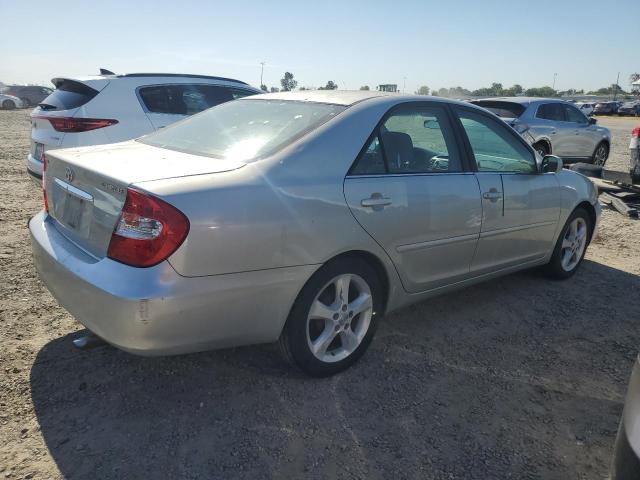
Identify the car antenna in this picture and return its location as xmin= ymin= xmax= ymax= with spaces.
xmin=99 ymin=68 xmax=116 ymax=75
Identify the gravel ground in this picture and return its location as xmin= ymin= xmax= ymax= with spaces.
xmin=1 ymin=109 xmax=639 ymax=479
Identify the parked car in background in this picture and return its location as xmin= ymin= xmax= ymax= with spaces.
xmin=0 ymin=93 xmax=24 ymax=110
xmin=593 ymin=102 xmax=620 ymax=115
xmin=0 ymin=85 xmax=53 ymax=107
xmin=631 ymin=125 xmax=640 ymax=184
xmin=575 ymin=102 xmax=595 ymax=116
xmin=30 ymin=90 xmax=600 ymax=377
xmin=27 ymin=71 xmax=261 ymax=180
xmin=471 ymin=97 xmax=612 ymax=165
xmin=610 ymin=355 xmax=640 ymax=479
xmin=618 ymin=101 xmax=640 ymax=117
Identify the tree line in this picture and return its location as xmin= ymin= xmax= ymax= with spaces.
xmin=260 ymin=72 xmax=640 ymax=97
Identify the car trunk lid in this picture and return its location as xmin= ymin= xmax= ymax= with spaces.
xmin=44 ymin=141 xmax=245 ymax=258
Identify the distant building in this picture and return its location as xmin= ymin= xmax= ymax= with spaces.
xmin=377 ymin=84 xmax=398 ymax=92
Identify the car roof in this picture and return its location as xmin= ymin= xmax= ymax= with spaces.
xmin=246 ymin=89 xmax=394 ymax=106
xmin=472 ymin=97 xmax=567 ymax=105
xmin=50 ymin=73 xmax=251 ymax=87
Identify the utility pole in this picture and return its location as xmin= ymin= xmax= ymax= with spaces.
xmin=552 ymin=73 xmax=558 ymax=91
xmin=613 ymin=71 xmax=620 ymax=101
xmin=260 ymin=61 xmax=266 ymax=88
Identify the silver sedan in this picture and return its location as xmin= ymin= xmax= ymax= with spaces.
xmin=30 ymin=90 xmax=600 ymax=376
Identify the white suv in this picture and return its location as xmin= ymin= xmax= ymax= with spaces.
xmin=27 ymin=71 xmax=261 ymax=180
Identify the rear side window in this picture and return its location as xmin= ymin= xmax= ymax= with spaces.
xmin=38 ymin=80 xmax=98 ymax=111
xmin=471 ymin=101 xmax=526 ymax=119
xmin=564 ymin=105 xmax=587 ymax=124
xmin=139 ymin=84 xmax=254 ymax=115
xmin=536 ymin=103 xmax=566 ymax=121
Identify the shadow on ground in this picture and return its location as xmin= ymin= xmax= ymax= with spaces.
xmin=30 ymin=260 xmax=640 ymax=479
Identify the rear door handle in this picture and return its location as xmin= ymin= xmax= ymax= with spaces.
xmin=482 ymin=190 xmax=502 ymax=201
xmin=361 ymin=194 xmax=392 ymax=208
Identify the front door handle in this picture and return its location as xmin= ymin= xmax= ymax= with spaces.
xmin=482 ymin=189 xmax=502 ymax=202
xmin=361 ymin=193 xmax=392 ymax=208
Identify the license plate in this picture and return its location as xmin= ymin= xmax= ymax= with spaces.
xmin=60 ymin=193 xmax=85 ymax=230
xmin=33 ymin=142 xmax=44 ymax=161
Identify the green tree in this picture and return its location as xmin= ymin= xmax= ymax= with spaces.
xmin=318 ymin=80 xmax=338 ymax=90
xmin=260 ymin=84 xmax=268 ymax=92
xmin=503 ymin=84 xmax=523 ymax=96
xmin=525 ymin=86 xmax=558 ymax=97
xmin=359 ymin=85 xmax=370 ymax=91
xmin=280 ymin=72 xmax=298 ymax=91
xmin=415 ymin=85 xmax=430 ymax=95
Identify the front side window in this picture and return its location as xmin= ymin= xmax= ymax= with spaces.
xmin=350 ymin=105 xmax=461 ymax=175
xmin=536 ymin=103 xmax=566 ymax=121
xmin=456 ymin=109 xmax=536 ymax=173
xmin=139 ymin=99 xmax=345 ymax=162
xmin=564 ymin=105 xmax=588 ymax=124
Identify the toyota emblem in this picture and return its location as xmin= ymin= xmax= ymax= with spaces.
xmin=65 ymin=166 xmax=74 ymax=183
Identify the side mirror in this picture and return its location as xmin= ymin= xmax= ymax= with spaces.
xmin=589 ymin=117 xmax=597 ymax=125
xmin=541 ymin=154 xmax=563 ymax=174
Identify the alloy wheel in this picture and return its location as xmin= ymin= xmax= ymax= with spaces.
xmin=560 ymin=217 xmax=587 ymax=272
xmin=594 ymin=145 xmax=608 ymax=166
xmin=306 ymin=273 xmax=373 ymax=363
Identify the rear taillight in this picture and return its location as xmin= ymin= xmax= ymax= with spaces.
xmin=107 ymin=188 xmax=189 ymax=268
xmin=633 ymin=127 xmax=640 ymax=138
xmin=33 ymin=116 xmax=118 ymax=133
xmin=42 ymin=154 xmax=48 ymax=213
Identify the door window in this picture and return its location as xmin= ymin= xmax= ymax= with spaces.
xmin=350 ymin=105 xmax=461 ymax=175
xmin=536 ymin=103 xmax=566 ymax=121
xmin=456 ymin=109 xmax=537 ymax=173
xmin=564 ymin=105 xmax=588 ymax=124
xmin=139 ymin=84 xmax=244 ymax=115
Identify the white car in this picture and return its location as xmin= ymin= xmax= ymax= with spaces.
xmin=0 ymin=93 xmax=24 ymax=110
xmin=575 ymin=102 xmax=594 ymax=116
xmin=27 ymin=71 xmax=261 ymax=181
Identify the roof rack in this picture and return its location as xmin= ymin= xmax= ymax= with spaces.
xmin=116 ymin=73 xmax=248 ymax=85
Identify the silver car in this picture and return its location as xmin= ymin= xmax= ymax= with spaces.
xmin=30 ymin=91 xmax=600 ymax=376
xmin=471 ymin=97 xmax=612 ymax=166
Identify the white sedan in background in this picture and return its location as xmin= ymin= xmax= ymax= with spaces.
xmin=0 ymin=93 xmax=24 ymax=110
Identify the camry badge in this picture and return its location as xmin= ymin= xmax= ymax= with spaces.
xmin=65 ymin=166 xmax=74 ymax=183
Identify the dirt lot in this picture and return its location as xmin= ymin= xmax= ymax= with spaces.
xmin=1 ymin=110 xmax=639 ymax=479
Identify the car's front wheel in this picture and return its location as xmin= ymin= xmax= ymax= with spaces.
xmin=544 ymin=208 xmax=592 ymax=279
xmin=2 ymin=99 xmax=16 ymax=110
xmin=592 ymin=142 xmax=609 ymax=166
xmin=279 ymin=257 xmax=383 ymax=377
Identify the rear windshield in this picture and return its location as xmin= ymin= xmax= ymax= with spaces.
xmin=38 ymin=79 xmax=99 ymax=111
xmin=139 ymin=99 xmax=346 ymax=161
xmin=470 ymin=101 xmax=526 ymax=119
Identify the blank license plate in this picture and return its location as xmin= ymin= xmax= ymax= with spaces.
xmin=60 ymin=193 xmax=85 ymax=230
xmin=33 ymin=142 xmax=44 ymax=161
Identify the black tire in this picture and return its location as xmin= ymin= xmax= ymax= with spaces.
xmin=592 ymin=142 xmax=609 ymax=167
xmin=533 ymin=141 xmax=550 ymax=157
xmin=569 ymin=162 xmax=603 ymax=179
xmin=544 ymin=208 xmax=592 ymax=280
xmin=2 ymin=99 xmax=16 ymax=110
xmin=279 ymin=257 xmax=383 ymax=377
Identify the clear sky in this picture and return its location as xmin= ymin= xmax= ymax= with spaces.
xmin=1 ymin=0 xmax=637 ymax=93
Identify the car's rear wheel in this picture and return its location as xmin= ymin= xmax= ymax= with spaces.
xmin=533 ymin=141 xmax=550 ymax=158
xmin=2 ymin=100 xmax=16 ymax=110
xmin=592 ymin=142 xmax=609 ymax=166
xmin=279 ymin=257 xmax=382 ymax=377
xmin=544 ymin=208 xmax=591 ymax=279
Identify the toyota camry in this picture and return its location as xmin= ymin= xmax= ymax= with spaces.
xmin=30 ymin=90 xmax=600 ymax=376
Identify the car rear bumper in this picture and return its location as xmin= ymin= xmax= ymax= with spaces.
xmin=29 ymin=211 xmax=315 ymax=355
xmin=611 ymin=355 xmax=640 ymax=479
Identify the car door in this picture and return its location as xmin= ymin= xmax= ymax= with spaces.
xmin=453 ymin=107 xmax=560 ymax=275
xmin=343 ymin=103 xmax=482 ymax=293
xmin=563 ymin=103 xmax=595 ymax=157
xmin=534 ymin=103 xmax=574 ymax=156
